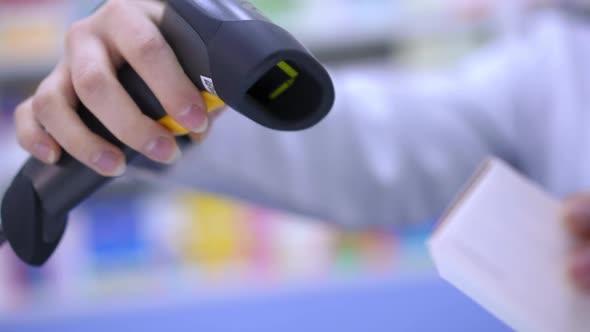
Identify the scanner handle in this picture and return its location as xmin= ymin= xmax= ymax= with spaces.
xmin=0 ymin=1 xmax=227 ymax=266
xmin=0 ymin=64 xmax=222 ymax=266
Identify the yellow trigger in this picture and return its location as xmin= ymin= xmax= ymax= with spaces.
xmin=158 ymin=91 xmax=225 ymax=135
xmin=201 ymin=91 xmax=225 ymax=112
xmin=158 ymin=116 xmax=190 ymax=135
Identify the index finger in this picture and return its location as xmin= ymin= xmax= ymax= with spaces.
xmin=97 ymin=0 xmax=209 ymax=133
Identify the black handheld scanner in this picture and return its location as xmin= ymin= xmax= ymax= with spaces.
xmin=0 ymin=0 xmax=335 ymax=266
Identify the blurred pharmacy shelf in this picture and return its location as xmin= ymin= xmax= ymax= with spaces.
xmin=0 ymin=2 xmax=544 ymax=331
xmin=0 ymin=166 xmax=508 ymax=332
xmin=0 ymin=63 xmax=55 ymax=84
xmin=0 ymin=0 xmax=70 ymax=83
xmin=0 ymin=0 xmax=527 ymax=185
xmin=0 ymin=0 xmax=543 ymax=82
xmin=0 ymin=187 xmax=440 ymax=322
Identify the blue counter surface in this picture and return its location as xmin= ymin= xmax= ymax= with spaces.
xmin=0 ymin=276 xmax=510 ymax=332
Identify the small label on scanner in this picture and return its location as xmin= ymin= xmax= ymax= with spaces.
xmin=200 ymin=76 xmax=217 ymax=96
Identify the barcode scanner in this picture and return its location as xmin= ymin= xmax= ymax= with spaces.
xmin=0 ymin=0 xmax=335 ymax=266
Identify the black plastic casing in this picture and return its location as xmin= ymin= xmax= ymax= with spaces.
xmin=165 ymin=0 xmax=334 ymax=130
xmin=0 ymin=0 xmax=334 ymax=266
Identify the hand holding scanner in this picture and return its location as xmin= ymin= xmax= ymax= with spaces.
xmin=0 ymin=0 xmax=335 ymax=266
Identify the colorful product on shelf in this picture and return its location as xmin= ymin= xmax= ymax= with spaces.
xmin=0 ymin=0 xmax=70 ymax=67
xmin=0 ymin=0 xmax=506 ymax=317
xmin=0 ymin=190 xmax=434 ymax=313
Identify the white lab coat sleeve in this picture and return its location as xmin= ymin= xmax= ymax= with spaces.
xmin=162 ymin=32 xmax=539 ymax=229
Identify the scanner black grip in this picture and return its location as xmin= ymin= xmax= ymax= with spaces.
xmin=0 ymin=1 xmax=335 ymax=267
xmin=1 ymin=65 xmax=160 ymax=266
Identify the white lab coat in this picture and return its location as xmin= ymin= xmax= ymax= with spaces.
xmin=164 ymin=9 xmax=590 ymax=228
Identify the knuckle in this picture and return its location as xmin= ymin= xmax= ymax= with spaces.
xmin=102 ymin=0 xmax=127 ymax=15
xmin=98 ymin=0 xmax=133 ymax=26
xmin=31 ymin=90 xmax=56 ymax=121
xmin=133 ymin=32 xmax=167 ymax=60
xmin=72 ymin=62 xmax=108 ymax=97
xmin=65 ymin=20 xmax=91 ymax=49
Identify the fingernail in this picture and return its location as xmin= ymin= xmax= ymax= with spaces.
xmin=145 ymin=136 xmax=181 ymax=163
xmin=34 ymin=143 xmax=57 ymax=163
xmin=91 ymin=151 xmax=125 ymax=176
xmin=566 ymin=199 xmax=590 ymax=233
xmin=178 ymin=105 xmax=209 ymax=133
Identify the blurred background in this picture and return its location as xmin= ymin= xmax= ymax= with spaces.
xmin=0 ymin=0 xmax=554 ymax=331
